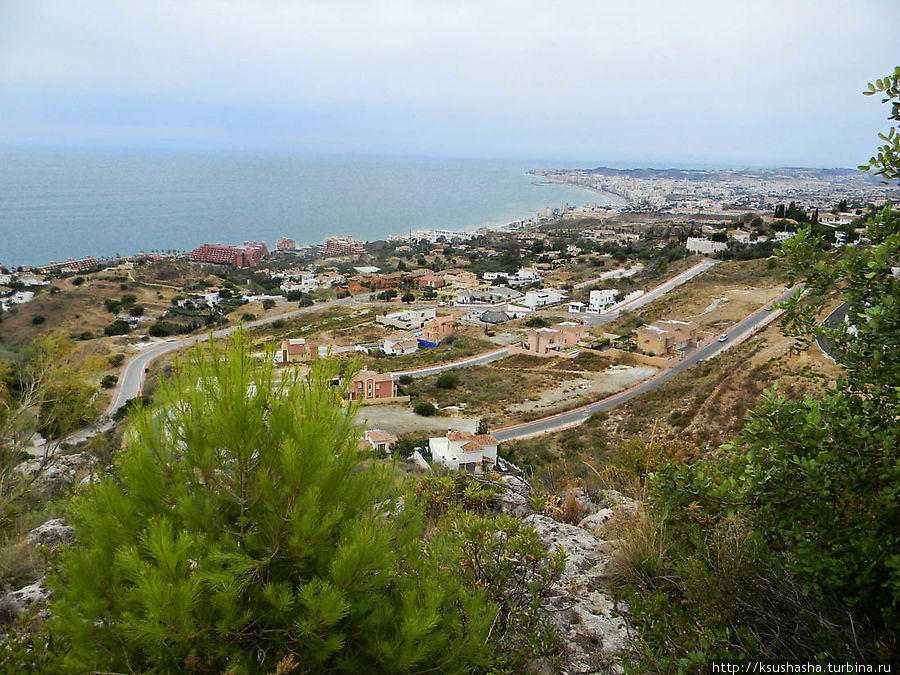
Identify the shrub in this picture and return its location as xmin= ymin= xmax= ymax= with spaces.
xmin=120 ymin=293 xmax=137 ymax=307
xmin=104 ymin=319 xmax=130 ymax=336
xmin=103 ymin=299 xmax=121 ymax=313
xmin=77 ymin=331 xmax=94 ymax=341
xmin=100 ymin=374 xmax=118 ymax=389
xmin=398 ymin=374 xmax=413 ymax=385
xmin=414 ymin=400 xmax=437 ymax=416
xmin=241 ymin=312 xmax=256 ymax=322
xmin=31 ymin=315 xmax=46 ymax=325
xmin=128 ymin=304 xmax=144 ymax=316
xmin=523 ymin=316 xmax=548 ymax=328
xmin=71 ymin=276 xmax=85 ymax=286
xmin=262 ymin=298 xmax=276 ymax=310
xmin=148 ymin=321 xmax=178 ymax=337
xmin=107 ymin=353 xmax=125 ymax=367
xmin=435 ymin=372 xmax=458 ymax=389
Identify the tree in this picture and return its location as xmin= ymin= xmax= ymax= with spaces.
xmin=262 ymin=298 xmax=276 ymax=310
xmin=401 ymin=291 xmax=415 ymax=304
xmin=0 ymin=334 xmax=96 ymax=528
xmin=50 ymin=334 xmax=498 ymax=673
xmin=860 ymin=65 xmax=900 ymax=182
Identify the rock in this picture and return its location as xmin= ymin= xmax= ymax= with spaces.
xmin=15 ymin=453 xmax=96 ymax=496
xmin=2 ymin=578 xmax=51 ymax=619
xmin=568 ymin=487 xmax=598 ymax=514
xmin=578 ymin=508 xmax=614 ymax=533
xmin=495 ymin=474 xmax=532 ymax=517
xmin=598 ymin=489 xmax=640 ymax=518
xmin=523 ymin=513 xmax=630 ymax=673
xmin=26 ymin=519 xmax=74 ymax=548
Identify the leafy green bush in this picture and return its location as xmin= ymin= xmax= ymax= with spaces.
xmin=30 ymin=315 xmax=45 ymax=325
xmin=104 ymin=319 xmax=130 ymax=336
xmin=435 ymin=372 xmax=458 ymax=389
xmin=523 ymin=316 xmax=548 ymax=328
xmin=148 ymin=321 xmax=178 ymax=337
xmin=413 ymin=400 xmax=437 ymax=416
xmin=262 ymin=298 xmax=276 ymax=310
xmin=100 ymin=374 xmax=118 ymax=389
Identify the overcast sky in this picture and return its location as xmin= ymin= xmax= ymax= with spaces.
xmin=1 ymin=0 xmax=897 ymax=166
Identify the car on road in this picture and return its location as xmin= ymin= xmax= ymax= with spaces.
xmin=718 ymin=334 xmax=729 ymax=342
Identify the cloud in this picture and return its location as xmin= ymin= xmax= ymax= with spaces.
xmin=1 ymin=0 xmax=897 ymax=163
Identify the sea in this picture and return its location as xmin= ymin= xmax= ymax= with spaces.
xmin=0 ymin=149 xmax=606 ymax=268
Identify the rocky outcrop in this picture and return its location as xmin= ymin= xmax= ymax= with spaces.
xmin=523 ymin=513 xmax=630 ymax=673
xmin=495 ymin=474 xmax=532 ymax=517
xmin=0 ymin=578 xmax=51 ymax=621
xmin=15 ymin=453 xmax=97 ymax=497
xmin=26 ymin=519 xmax=74 ymax=548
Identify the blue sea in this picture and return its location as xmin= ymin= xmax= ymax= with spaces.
xmin=0 ymin=150 xmax=605 ymax=268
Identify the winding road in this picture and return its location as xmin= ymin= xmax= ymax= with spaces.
xmin=107 ymin=293 xmax=372 ymax=415
xmin=491 ymin=285 xmax=801 ymax=441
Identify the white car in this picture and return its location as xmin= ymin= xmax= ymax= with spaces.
xmin=717 ymin=334 xmax=729 ymax=343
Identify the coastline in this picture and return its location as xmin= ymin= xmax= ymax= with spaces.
xmin=525 ymin=170 xmax=628 ymax=208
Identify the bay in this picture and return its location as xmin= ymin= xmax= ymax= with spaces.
xmin=0 ymin=150 xmax=604 ymax=267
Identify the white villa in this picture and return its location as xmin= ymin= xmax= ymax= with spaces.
xmin=429 ymin=431 xmax=499 ymax=472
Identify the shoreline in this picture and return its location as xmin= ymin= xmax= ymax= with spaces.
xmin=525 ymin=170 xmax=628 ymax=208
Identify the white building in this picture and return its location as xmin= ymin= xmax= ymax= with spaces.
xmin=686 ymin=237 xmax=727 ymax=255
xmin=382 ymin=332 xmax=419 ymax=356
xmin=521 ymin=289 xmax=566 ymax=311
xmin=376 ymin=306 xmax=436 ymax=330
xmin=0 ymin=291 xmax=35 ymax=311
xmin=362 ymin=429 xmax=398 ymax=454
xmin=589 ymin=289 xmax=619 ymax=313
xmin=429 ymin=431 xmax=499 ymax=472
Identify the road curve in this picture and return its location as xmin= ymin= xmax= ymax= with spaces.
xmin=491 ymin=285 xmax=801 ymax=442
xmin=107 ymin=293 xmax=373 ymax=415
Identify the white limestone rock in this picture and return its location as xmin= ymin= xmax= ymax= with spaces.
xmin=26 ymin=519 xmax=74 ymax=548
xmin=523 ymin=513 xmax=630 ymax=673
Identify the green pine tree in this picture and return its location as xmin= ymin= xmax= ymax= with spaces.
xmin=49 ymin=332 xmax=498 ymax=674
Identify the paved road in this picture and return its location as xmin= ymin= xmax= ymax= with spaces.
xmin=107 ymin=293 xmax=373 ymax=415
xmin=492 ymin=285 xmax=801 ymax=441
xmin=390 ymin=348 xmax=509 ymax=379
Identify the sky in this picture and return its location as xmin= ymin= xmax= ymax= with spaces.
xmin=1 ymin=0 xmax=898 ymax=167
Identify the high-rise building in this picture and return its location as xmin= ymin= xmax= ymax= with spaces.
xmin=276 ymin=238 xmax=297 ymax=251
xmin=322 ymin=236 xmax=365 ymax=256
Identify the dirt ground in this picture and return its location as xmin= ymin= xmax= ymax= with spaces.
xmin=598 ymin=258 xmax=789 ymax=337
xmin=405 ymin=351 xmax=658 ymax=427
xmin=354 ymin=406 xmax=477 ymax=435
